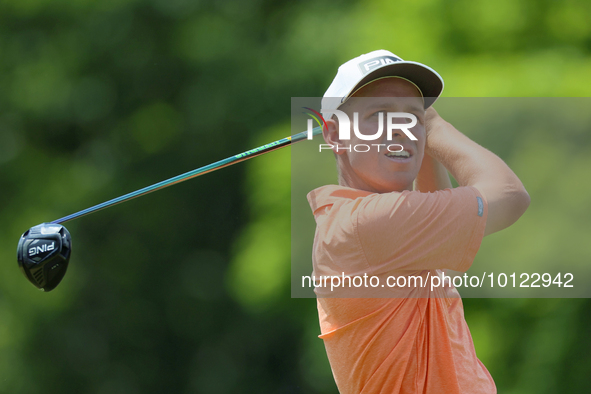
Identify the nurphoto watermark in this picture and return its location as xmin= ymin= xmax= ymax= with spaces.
xmin=303 ymin=107 xmax=418 ymax=153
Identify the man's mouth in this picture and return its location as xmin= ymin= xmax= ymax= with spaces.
xmin=385 ymin=148 xmax=412 ymax=161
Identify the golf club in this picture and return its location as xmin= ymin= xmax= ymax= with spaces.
xmin=17 ymin=125 xmax=323 ymax=291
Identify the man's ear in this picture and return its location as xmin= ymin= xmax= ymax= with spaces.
xmin=323 ymin=118 xmax=347 ymax=155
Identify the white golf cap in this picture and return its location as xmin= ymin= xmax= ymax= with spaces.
xmin=321 ymin=49 xmax=444 ymax=116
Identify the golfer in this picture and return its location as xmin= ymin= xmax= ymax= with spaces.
xmin=307 ymin=50 xmax=530 ymax=393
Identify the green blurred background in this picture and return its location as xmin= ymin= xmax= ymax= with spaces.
xmin=1 ymin=0 xmax=590 ymax=393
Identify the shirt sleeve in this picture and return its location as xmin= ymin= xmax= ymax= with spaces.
xmin=354 ymin=186 xmax=488 ymax=273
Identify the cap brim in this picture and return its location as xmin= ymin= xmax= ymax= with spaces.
xmin=347 ymin=61 xmax=444 ymax=109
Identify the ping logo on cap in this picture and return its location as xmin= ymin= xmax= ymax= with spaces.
xmin=358 ymin=55 xmax=401 ymax=75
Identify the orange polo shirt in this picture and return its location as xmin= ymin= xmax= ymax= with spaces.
xmin=307 ymin=185 xmax=496 ymax=394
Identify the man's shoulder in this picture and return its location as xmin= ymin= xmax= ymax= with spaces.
xmin=307 ymin=185 xmax=483 ymax=222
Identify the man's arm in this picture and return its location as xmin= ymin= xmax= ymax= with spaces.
xmin=414 ymin=153 xmax=452 ymax=192
xmin=425 ymin=108 xmax=530 ymax=236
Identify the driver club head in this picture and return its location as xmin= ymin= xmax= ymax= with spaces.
xmin=17 ymin=223 xmax=72 ymax=291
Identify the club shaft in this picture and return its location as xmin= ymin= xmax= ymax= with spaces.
xmin=51 ymin=127 xmax=322 ymax=224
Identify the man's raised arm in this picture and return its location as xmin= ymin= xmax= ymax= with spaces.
xmin=425 ymin=108 xmax=530 ymax=236
xmin=414 ymin=153 xmax=453 ymax=193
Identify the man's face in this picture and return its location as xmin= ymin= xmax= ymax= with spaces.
xmin=325 ymin=77 xmax=426 ymax=193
